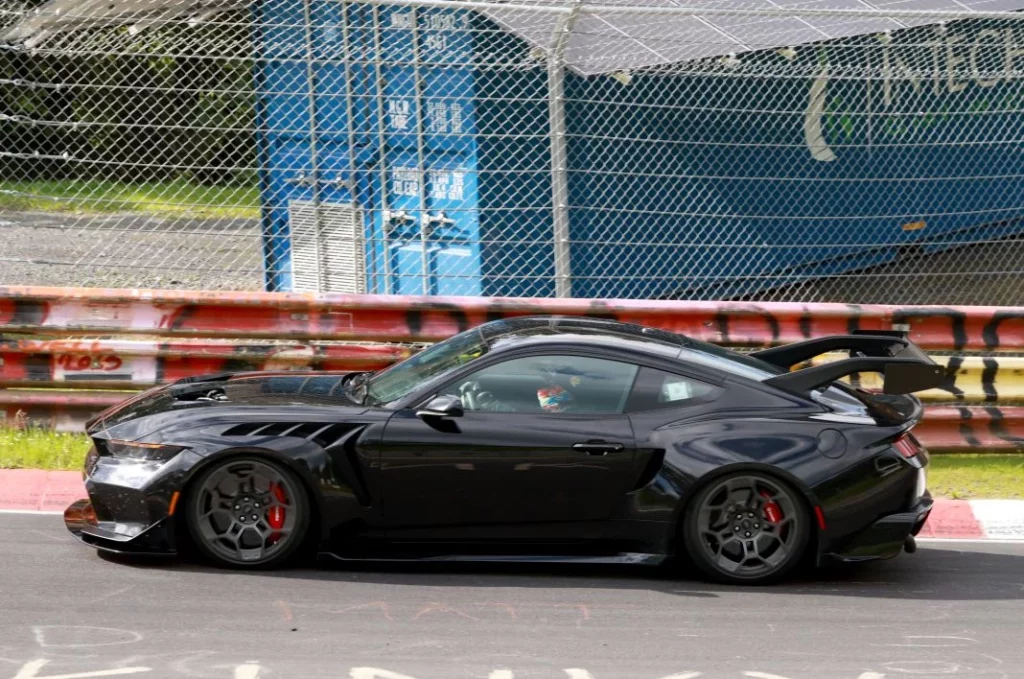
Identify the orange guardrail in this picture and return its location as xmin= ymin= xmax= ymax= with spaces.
xmin=4 ymin=285 xmax=1024 ymax=349
xmin=2 ymin=286 xmax=1023 ymax=450
xmin=0 ymin=338 xmax=412 ymax=389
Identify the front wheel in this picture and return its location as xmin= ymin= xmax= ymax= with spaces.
xmin=682 ymin=472 xmax=810 ymax=585
xmin=186 ymin=457 xmax=310 ymax=569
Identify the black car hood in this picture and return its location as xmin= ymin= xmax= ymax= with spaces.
xmin=90 ymin=372 xmax=367 ymax=439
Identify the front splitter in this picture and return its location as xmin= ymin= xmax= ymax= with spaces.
xmin=64 ymin=498 xmax=177 ymax=557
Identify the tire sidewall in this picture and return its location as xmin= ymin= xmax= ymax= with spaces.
xmin=681 ymin=472 xmax=811 ymax=585
xmin=186 ymin=456 xmax=311 ymax=570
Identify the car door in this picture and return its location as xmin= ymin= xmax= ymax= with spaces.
xmin=379 ymin=353 xmax=640 ymax=536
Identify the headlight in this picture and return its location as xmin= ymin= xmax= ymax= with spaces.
xmin=102 ymin=439 xmax=185 ymax=462
xmin=84 ymin=445 xmax=100 ymax=479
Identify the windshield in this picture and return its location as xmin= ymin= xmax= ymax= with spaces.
xmin=366 ymin=328 xmax=489 ymax=405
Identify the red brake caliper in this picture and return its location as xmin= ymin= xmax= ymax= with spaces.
xmin=761 ymin=490 xmax=783 ymax=524
xmin=267 ymin=482 xmax=287 ymax=531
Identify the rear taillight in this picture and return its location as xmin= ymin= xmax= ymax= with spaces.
xmin=893 ymin=434 xmax=919 ymax=459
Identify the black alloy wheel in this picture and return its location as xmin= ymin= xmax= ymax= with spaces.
xmin=683 ymin=472 xmax=810 ymax=584
xmin=186 ymin=457 xmax=310 ymax=569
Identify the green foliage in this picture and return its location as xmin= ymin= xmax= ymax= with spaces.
xmin=0 ymin=427 xmax=91 ymax=470
xmin=0 ymin=178 xmax=260 ymax=218
xmin=0 ymin=17 xmax=257 ymax=187
xmin=928 ymin=454 xmax=1024 ymax=500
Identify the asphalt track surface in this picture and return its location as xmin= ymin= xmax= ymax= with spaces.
xmin=2 ymin=513 xmax=1024 ymax=679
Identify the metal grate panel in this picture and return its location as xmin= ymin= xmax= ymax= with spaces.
xmin=288 ymin=200 xmax=366 ymax=294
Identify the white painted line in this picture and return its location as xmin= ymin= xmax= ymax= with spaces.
xmin=970 ymin=499 xmax=1024 ymax=540
xmin=0 ymin=509 xmax=65 ymax=516
xmin=349 ymin=670 xmax=418 ymax=679
xmin=13 ymin=659 xmax=150 ymax=679
xmin=918 ymin=537 xmax=1024 ymax=544
xmin=234 ymin=663 xmax=263 ymax=679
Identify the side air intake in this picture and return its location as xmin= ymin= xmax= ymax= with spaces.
xmin=222 ymin=422 xmax=362 ymax=449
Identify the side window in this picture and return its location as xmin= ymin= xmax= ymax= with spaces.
xmin=625 ymin=367 xmax=719 ymax=412
xmin=441 ymin=355 xmax=639 ymax=414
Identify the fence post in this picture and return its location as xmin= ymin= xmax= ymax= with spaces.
xmin=547 ymin=0 xmax=582 ymax=298
xmin=302 ymin=0 xmax=325 ymax=293
xmin=370 ymin=5 xmax=396 ymax=294
xmin=340 ymin=0 xmax=366 ymax=292
xmin=410 ymin=5 xmax=432 ymax=295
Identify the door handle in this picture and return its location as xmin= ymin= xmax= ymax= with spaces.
xmin=572 ymin=441 xmax=625 ymax=455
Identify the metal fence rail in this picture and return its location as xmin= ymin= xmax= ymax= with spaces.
xmin=3 ymin=1 xmax=1024 ymax=303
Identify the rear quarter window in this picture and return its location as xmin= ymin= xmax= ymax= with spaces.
xmin=626 ymin=367 xmax=721 ymax=412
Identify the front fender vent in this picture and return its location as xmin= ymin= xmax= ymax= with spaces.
xmin=309 ymin=423 xmax=362 ymax=449
xmin=222 ymin=422 xmax=265 ymax=437
xmin=222 ymin=422 xmax=362 ymax=449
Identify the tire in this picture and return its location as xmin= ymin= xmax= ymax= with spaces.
xmin=681 ymin=471 xmax=810 ymax=585
xmin=186 ymin=456 xmax=310 ymax=569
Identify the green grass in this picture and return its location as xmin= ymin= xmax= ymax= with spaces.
xmin=0 ymin=428 xmax=92 ymax=471
xmin=3 ymin=427 xmax=1024 ymax=500
xmin=927 ymin=454 xmax=1024 ymax=500
xmin=0 ymin=178 xmax=260 ymax=220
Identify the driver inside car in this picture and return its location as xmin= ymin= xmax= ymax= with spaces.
xmin=537 ymin=372 xmax=579 ymax=412
xmin=455 ymin=360 xmax=582 ymax=413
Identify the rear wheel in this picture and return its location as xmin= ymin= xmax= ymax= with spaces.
xmin=682 ymin=472 xmax=810 ymax=584
xmin=186 ymin=457 xmax=309 ymax=569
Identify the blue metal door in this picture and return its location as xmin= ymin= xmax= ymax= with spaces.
xmin=256 ymin=1 xmax=485 ymax=294
xmin=367 ymin=5 xmax=482 ymax=295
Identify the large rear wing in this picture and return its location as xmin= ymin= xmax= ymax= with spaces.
xmin=754 ymin=331 xmax=946 ymax=396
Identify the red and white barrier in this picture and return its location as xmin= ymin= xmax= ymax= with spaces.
xmin=4 ymin=286 xmax=1024 ymax=449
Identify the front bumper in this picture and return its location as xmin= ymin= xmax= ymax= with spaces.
xmin=827 ymin=494 xmax=933 ymax=562
xmin=62 ymin=446 xmax=198 ymax=556
xmin=64 ymin=499 xmax=176 ymax=555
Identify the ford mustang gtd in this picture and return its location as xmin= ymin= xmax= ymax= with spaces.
xmin=65 ymin=317 xmax=945 ymax=584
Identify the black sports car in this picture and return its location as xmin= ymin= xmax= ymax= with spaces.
xmin=65 ymin=316 xmax=945 ymax=584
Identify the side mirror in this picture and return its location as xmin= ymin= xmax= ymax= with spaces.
xmin=416 ymin=394 xmax=464 ymax=419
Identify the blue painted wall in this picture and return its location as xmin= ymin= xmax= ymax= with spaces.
xmin=256 ymin=5 xmax=1024 ymax=298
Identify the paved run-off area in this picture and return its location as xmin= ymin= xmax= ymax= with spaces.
xmin=2 ymin=513 xmax=1024 ymax=679
xmin=0 ymin=210 xmax=263 ymax=291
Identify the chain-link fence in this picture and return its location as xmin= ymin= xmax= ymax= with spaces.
xmin=2 ymin=0 xmax=1024 ymax=304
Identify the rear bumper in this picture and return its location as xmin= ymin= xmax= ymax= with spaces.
xmin=826 ymin=494 xmax=933 ymax=562
xmin=64 ymin=498 xmax=176 ymax=556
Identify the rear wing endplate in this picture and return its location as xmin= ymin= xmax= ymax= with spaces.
xmin=757 ymin=332 xmax=945 ymax=395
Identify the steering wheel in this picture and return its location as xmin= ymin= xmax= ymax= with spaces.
xmin=457 ymin=380 xmax=508 ymax=412
xmin=458 ymin=380 xmax=481 ymax=410
xmin=474 ymin=390 xmax=501 ymax=411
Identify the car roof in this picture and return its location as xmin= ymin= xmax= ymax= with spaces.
xmin=475 ymin=316 xmax=785 ymax=383
xmin=477 ymin=316 xmax=685 ymax=361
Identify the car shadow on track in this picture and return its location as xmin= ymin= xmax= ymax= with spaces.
xmin=104 ymin=542 xmax=1024 ymax=602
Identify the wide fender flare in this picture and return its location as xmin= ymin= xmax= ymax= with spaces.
xmin=671 ymin=462 xmax=826 ymax=540
xmin=177 ymin=445 xmax=335 ymax=540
